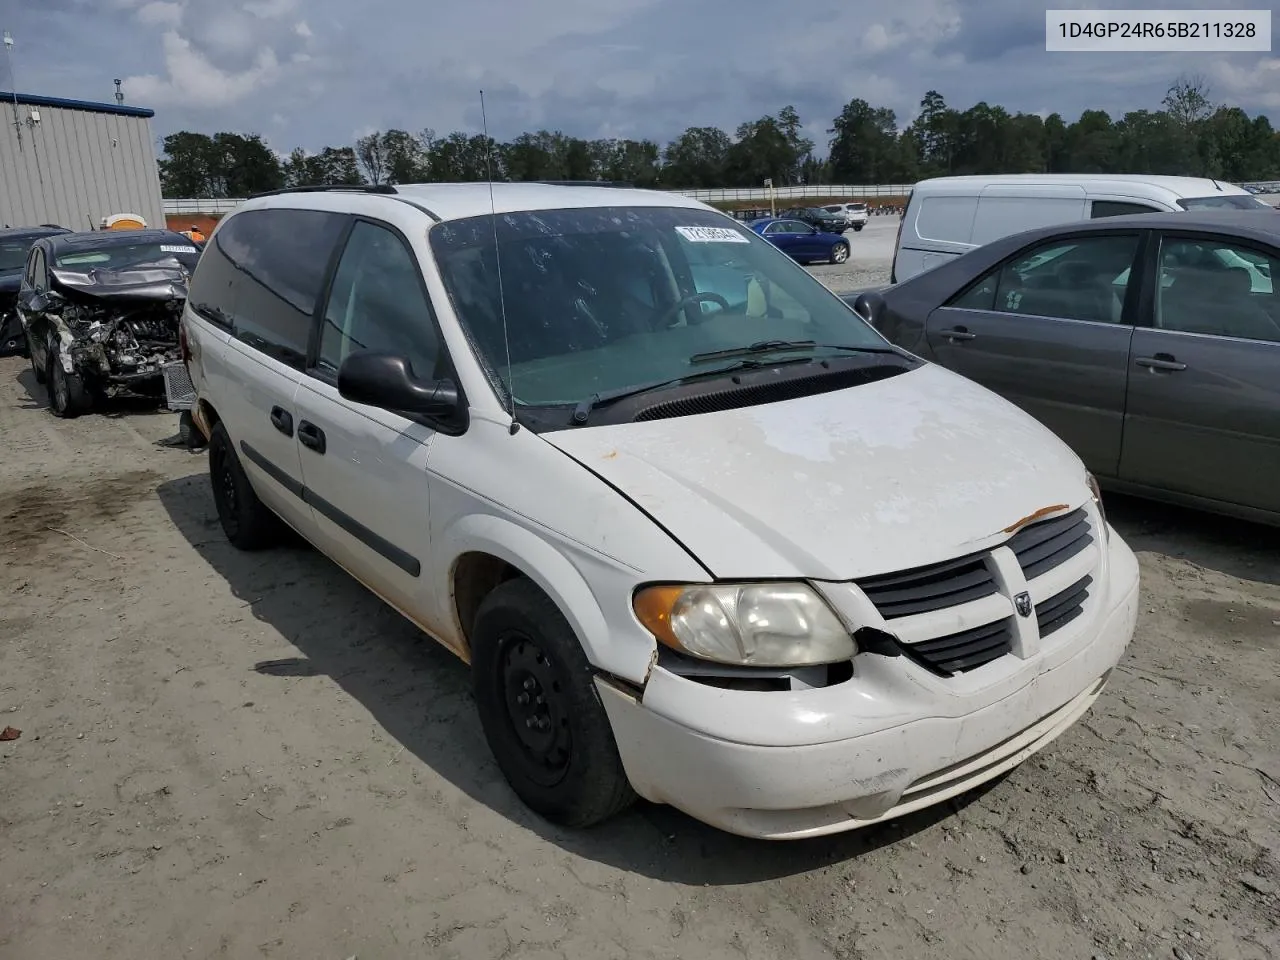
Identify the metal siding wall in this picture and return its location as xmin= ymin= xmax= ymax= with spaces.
xmin=0 ymin=104 xmax=164 ymax=230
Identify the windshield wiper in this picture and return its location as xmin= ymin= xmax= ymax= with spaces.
xmin=570 ymin=356 xmax=816 ymax=425
xmin=688 ymin=339 xmax=898 ymax=364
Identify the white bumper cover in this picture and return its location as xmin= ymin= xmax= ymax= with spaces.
xmin=599 ymin=531 xmax=1140 ymax=839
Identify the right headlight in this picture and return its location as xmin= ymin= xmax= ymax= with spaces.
xmin=633 ymin=582 xmax=856 ymax=668
xmin=1086 ymin=471 xmax=1109 ymax=543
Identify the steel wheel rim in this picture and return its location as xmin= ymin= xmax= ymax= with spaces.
xmin=498 ymin=633 xmax=572 ymax=787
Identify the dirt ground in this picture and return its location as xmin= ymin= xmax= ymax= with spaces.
xmin=1 ymin=354 xmax=1277 ymax=960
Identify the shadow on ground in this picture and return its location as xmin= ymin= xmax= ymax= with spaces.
xmin=1105 ymin=491 xmax=1280 ymax=587
xmin=156 ymin=471 xmax=1004 ymax=885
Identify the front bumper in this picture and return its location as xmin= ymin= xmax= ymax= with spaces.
xmin=598 ymin=530 xmax=1140 ymax=839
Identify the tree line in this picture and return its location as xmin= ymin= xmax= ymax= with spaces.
xmin=157 ymin=78 xmax=1280 ymax=199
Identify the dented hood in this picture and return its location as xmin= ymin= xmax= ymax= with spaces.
xmin=50 ymin=263 xmax=188 ymax=302
xmin=544 ymin=363 xmax=1089 ymax=581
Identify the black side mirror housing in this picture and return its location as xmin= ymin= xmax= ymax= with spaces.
xmin=337 ymin=351 xmax=462 ymax=421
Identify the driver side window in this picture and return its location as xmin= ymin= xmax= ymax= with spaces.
xmin=318 ymin=221 xmax=441 ymax=381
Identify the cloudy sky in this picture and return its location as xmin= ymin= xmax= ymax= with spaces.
xmin=7 ymin=0 xmax=1279 ymax=154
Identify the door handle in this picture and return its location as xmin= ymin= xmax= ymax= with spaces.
xmin=297 ymin=420 xmax=326 ymax=454
xmin=942 ymin=327 xmax=977 ymax=341
xmin=269 ymin=405 xmax=293 ymax=437
xmin=1135 ymin=354 xmax=1187 ymax=372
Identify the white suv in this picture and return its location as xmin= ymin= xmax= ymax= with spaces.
xmin=823 ymin=202 xmax=869 ymax=231
xmin=181 ymin=182 xmax=1139 ymax=839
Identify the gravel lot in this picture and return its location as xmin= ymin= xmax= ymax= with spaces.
xmin=2 ymin=332 xmax=1278 ymax=957
xmin=805 ymin=216 xmax=898 ymax=294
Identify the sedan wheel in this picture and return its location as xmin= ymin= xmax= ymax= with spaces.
xmin=830 ymin=242 xmax=850 ymax=264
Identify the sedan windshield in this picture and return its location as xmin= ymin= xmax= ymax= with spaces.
xmin=1177 ymin=195 xmax=1273 ymax=211
xmin=429 ymin=206 xmax=888 ymax=406
xmin=54 ymin=239 xmax=200 ymax=273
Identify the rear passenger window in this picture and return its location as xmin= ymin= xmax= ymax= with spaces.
xmin=1091 ymin=201 xmax=1160 ymax=218
xmin=206 ymin=208 xmax=347 ymax=368
xmin=914 ymin=196 xmax=978 ymax=243
xmin=318 ymin=221 xmax=440 ymax=381
xmin=994 ymin=235 xmax=1140 ymax=324
xmin=947 ymin=235 xmax=1140 ymax=324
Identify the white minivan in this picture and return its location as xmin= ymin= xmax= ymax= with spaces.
xmin=892 ymin=174 xmax=1274 ymax=282
xmin=181 ymin=182 xmax=1140 ymax=839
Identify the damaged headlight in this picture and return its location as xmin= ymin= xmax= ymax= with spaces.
xmin=633 ymin=582 xmax=856 ymax=667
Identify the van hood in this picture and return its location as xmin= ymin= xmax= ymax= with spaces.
xmin=543 ymin=364 xmax=1088 ymax=581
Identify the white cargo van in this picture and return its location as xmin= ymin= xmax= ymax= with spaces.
xmin=891 ymin=174 xmax=1273 ymax=282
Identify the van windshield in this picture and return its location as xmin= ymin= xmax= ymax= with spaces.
xmin=1177 ymin=195 xmax=1273 ymax=211
xmin=428 ymin=206 xmax=887 ymax=407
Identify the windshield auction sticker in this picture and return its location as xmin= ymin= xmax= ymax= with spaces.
xmin=675 ymin=226 xmax=750 ymax=243
xmin=1046 ymin=9 xmax=1270 ymax=51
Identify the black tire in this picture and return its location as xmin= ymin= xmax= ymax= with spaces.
xmin=471 ymin=578 xmax=636 ymax=827
xmin=829 ymin=241 xmax=850 ymax=265
xmin=853 ymin=224 xmax=864 ymax=232
xmin=208 ymin=421 xmax=281 ymax=550
xmin=46 ymin=346 xmax=91 ymax=418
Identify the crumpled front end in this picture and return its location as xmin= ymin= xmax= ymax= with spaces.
xmin=51 ymin=299 xmax=184 ymax=389
xmin=45 ymin=267 xmax=187 ymax=392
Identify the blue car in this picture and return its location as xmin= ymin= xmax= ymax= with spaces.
xmin=750 ymin=217 xmax=850 ymax=265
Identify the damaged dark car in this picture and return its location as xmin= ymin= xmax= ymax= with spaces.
xmin=18 ymin=229 xmax=200 ymax=417
xmin=1 ymin=225 xmax=71 ymax=357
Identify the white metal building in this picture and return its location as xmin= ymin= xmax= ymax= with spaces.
xmin=0 ymin=91 xmax=165 ymax=231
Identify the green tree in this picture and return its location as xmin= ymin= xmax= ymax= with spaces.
xmin=828 ymin=99 xmax=900 ymax=183
xmin=661 ymin=127 xmax=731 ymax=188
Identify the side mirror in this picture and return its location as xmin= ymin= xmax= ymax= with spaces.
xmin=337 ymin=351 xmax=462 ymax=420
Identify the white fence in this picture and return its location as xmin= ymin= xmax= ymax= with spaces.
xmin=163 ymin=181 xmax=1280 ymax=216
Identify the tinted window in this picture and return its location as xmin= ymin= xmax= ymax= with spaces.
xmin=1092 ymin=201 xmax=1161 ymax=218
xmin=210 ymin=208 xmax=347 ymax=367
xmin=0 ymin=239 xmax=31 ymax=273
xmin=29 ymin=250 xmax=46 ymax=290
xmin=428 ymin=206 xmax=888 ymax=407
xmin=52 ymin=237 xmax=199 ymax=273
xmin=950 ymin=235 xmax=1140 ymax=324
xmin=318 ymin=221 xmax=440 ymax=380
xmin=1157 ymin=237 xmax=1280 ymax=342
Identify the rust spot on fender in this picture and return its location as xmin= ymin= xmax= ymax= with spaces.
xmin=602 ymin=450 xmax=618 ymax=460
xmin=1003 ymin=504 xmax=1069 ymax=534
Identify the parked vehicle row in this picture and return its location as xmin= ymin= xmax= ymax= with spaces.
xmin=177 ymin=181 xmax=1137 ymax=839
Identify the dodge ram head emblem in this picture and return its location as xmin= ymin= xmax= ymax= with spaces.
xmin=1014 ymin=591 xmax=1033 ymax=617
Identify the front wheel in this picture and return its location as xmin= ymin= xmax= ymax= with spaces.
xmin=853 ymin=224 xmax=864 ymax=232
xmin=471 ymin=578 xmax=636 ymax=827
xmin=27 ymin=332 xmax=45 ymax=384
xmin=46 ymin=345 xmax=91 ymax=418
xmin=208 ymin=421 xmax=282 ymax=550
xmin=829 ymin=242 xmax=850 ymax=264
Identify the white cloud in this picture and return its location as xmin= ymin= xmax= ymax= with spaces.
xmin=243 ymin=0 xmax=297 ymax=18
xmin=124 ymin=30 xmax=282 ymax=108
xmin=1208 ymin=57 xmax=1280 ymax=110
xmin=135 ymin=1 xmax=182 ymax=27
xmin=294 ymin=20 xmax=312 ymax=38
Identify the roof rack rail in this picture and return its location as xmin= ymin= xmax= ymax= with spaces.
xmin=532 ymin=180 xmax=634 ymax=188
xmin=248 ymin=184 xmax=398 ymax=199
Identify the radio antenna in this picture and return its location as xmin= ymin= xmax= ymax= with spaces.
xmin=479 ymin=89 xmax=518 ymax=435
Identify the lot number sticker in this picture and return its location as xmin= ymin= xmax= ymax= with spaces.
xmin=675 ymin=226 xmax=750 ymax=243
xmin=161 ymin=245 xmax=198 ymax=253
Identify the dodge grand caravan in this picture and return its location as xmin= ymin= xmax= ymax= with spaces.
xmin=181 ymin=182 xmax=1140 ymax=839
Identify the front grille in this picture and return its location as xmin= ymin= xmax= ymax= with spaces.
xmin=1009 ymin=508 xmax=1092 ymax=580
xmin=900 ymin=618 xmax=1014 ymax=675
xmin=857 ymin=552 xmax=998 ymax=619
xmin=1036 ymin=575 xmax=1092 ymax=638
